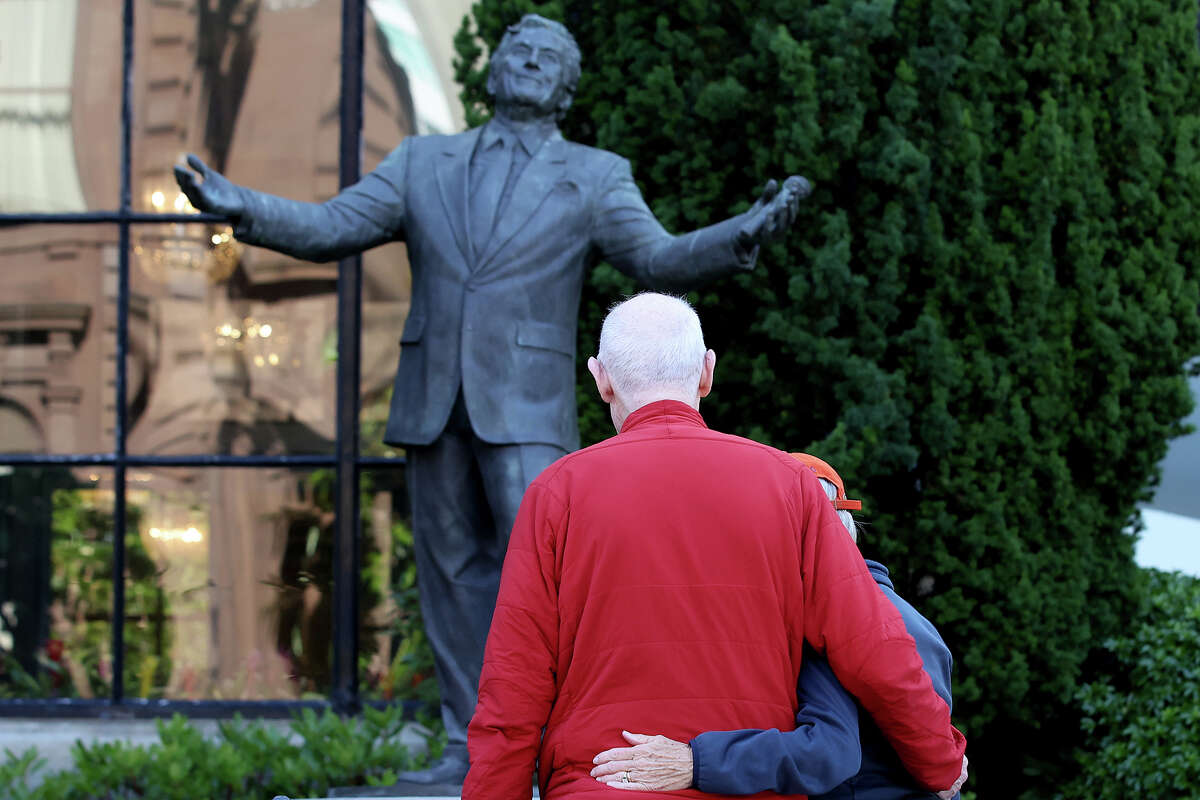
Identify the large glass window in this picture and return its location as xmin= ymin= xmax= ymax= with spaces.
xmin=131 ymin=0 xmax=344 ymax=215
xmin=0 ymin=0 xmax=463 ymax=715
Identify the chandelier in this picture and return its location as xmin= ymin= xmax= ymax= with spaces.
xmin=135 ymin=189 xmax=243 ymax=284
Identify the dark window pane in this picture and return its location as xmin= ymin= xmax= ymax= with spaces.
xmin=359 ymin=1 xmax=458 ymax=457
xmin=359 ymin=76 xmax=413 ymax=461
xmin=0 ymin=225 xmax=118 ymax=454
xmin=0 ymin=0 xmax=123 ymax=212
xmin=133 ymin=0 xmax=347 ymax=217
xmin=357 ymin=0 xmax=511 ymax=450
xmin=128 ymin=0 xmax=419 ymax=458
xmin=0 ymin=467 xmax=115 ymax=700
xmin=132 ymin=0 xmax=425 ymax=212
xmin=360 ymin=0 xmax=420 ymax=456
xmin=126 ymin=224 xmax=337 ymax=456
xmin=125 ymin=467 xmax=330 ymax=699
xmin=358 ymin=468 xmax=435 ymax=704
xmin=369 ymin=0 xmax=464 ymax=137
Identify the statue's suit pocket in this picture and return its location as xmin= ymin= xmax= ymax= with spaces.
xmin=516 ymin=321 xmax=574 ymax=356
xmin=398 ymin=313 xmax=426 ymax=345
xmin=548 ymin=180 xmax=583 ymax=216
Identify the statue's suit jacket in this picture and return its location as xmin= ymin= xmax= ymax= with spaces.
xmin=234 ymin=126 xmax=755 ymax=451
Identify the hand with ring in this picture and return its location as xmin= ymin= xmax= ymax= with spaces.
xmin=590 ymin=730 xmax=693 ymax=791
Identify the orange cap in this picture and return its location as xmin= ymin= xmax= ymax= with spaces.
xmin=789 ymin=453 xmax=862 ymax=511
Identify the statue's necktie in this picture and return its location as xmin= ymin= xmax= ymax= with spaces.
xmin=470 ymin=136 xmax=514 ymax=260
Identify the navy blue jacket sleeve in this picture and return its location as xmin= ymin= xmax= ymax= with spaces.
xmin=880 ymin=583 xmax=954 ymax=712
xmin=690 ymin=654 xmax=862 ymax=795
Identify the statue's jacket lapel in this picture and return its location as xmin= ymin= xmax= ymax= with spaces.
xmin=432 ymin=127 xmax=479 ymax=270
xmin=474 ymin=132 xmax=571 ymax=273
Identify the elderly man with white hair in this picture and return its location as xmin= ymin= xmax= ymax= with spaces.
xmin=463 ymin=293 xmax=966 ymax=800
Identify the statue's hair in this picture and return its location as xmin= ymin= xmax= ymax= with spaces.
xmin=818 ymin=477 xmax=859 ymax=542
xmin=489 ymin=14 xmax=582 ymax=112
xmin=597 ymin=293 xmax=707 ymax=408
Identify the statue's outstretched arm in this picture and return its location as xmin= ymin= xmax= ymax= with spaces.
xmin=591 ymin=157 xmax=811 ymax=291
xmin=173 ymin=143 xmax=410 ymax=263
xmin=736 ymin=176 xmax=811 ymax=252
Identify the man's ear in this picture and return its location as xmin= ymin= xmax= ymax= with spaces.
xmin=588 ymin=357 xmax=615 ymax=403
xmin=485 ymin=58 xmax=499 ymax=98
xmin=556 ymin=87 xmax=574 ymax=116
xmin=698 ymin=349 xmax=716 ymax=398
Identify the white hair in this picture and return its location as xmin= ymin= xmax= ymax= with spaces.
xmin=818 ymin=477 xmax=858 ymax=542
xmin=597 ymin=293 xmax=707 ymax=407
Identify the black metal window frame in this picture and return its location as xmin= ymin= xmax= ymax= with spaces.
xmin=0 ymin=0 xmax=397 ymax=717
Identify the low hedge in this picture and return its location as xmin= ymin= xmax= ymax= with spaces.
xmin=0 ymin=705 xmax=440 ymax=800
xmin=1065 ymin=568 xmax=1200 ymax=797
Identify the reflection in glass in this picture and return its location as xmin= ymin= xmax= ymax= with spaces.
xmin=128 ymin=0 xmax=417 ymax=456
xmin=0 ymin=226 xmax=118 ymax=454
xmin=357 ymin=469 xmax=434 ymax=704
xmin=133 ymin=0 xmax=414 ymax=215
xmin=126 ymin=467 xmax=330 ymax=699
xmin=358 ymin=0 xmax=426 ymax=458
xmin=359 ymin=285 xmax=407 ymax=459
xmin=126 ymin=225 xmax=337 ymax=456
xmin=370 ymin=0 xmax=456 ymax=136
xmin=0 ymin=0 xmax=122 ymax=212
xmin=0 ymin=467 xmax=116 ymax=699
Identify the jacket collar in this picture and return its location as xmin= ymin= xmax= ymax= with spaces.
xmin=864 ymin=559 xmax=893 ymax=590
xmin=480 ymin=115 xmax=558 ymax=158
xmin=619 ymin=399 xmax=708 ymax=434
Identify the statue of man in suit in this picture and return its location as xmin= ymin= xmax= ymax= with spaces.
xmin=175 ymin=13 xmax=809 ymax=786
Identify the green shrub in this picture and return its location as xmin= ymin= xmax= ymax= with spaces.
xmin=455 ymin=1 xmax=1200 ymax=796
xmin=1064 ymin=569 xmax=1200 ymax=797
xmin=0 ymin=706 xmax=441 ymax=800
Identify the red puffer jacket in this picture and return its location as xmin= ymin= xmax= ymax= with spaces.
xmin=465 ymin=401 xmax=965 ymax=799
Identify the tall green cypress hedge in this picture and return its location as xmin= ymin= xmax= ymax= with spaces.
xmin=455 ymin=1 xmax=1200 ymax=795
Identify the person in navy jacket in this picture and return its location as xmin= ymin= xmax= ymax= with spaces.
xmin=590 ymin=453 xmax=967 ymax=799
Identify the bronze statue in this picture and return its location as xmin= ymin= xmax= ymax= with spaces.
xmin=176 ymin=13 xmax=810 ymax=787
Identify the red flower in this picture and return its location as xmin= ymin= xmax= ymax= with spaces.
xmin=45 ymin=639 xmax=64 ymax=662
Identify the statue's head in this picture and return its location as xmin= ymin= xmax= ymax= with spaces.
xmin=487 ymin=14 xmax=581 ymax=121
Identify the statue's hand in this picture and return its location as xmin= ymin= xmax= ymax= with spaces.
xmin=173 ymin=154 xmax=246 ymax=218
xmin=737 ymin=174 xmax=812 ymax=249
